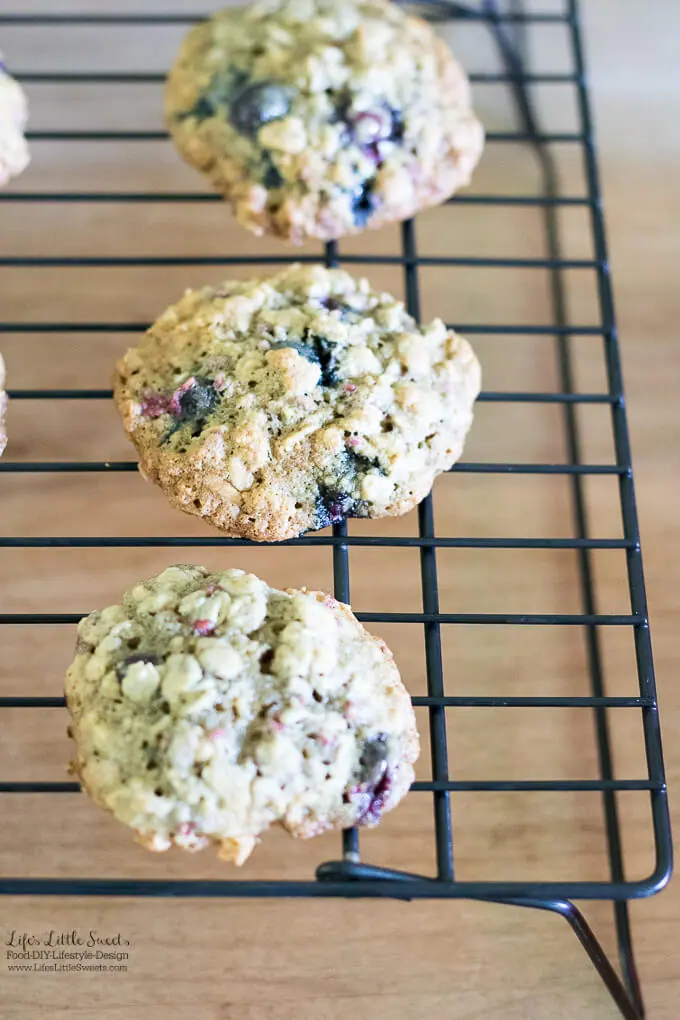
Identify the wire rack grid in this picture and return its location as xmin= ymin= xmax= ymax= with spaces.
xmin=0 ymin=0 xmax=671 ymax=899
xmin=0 ymin=2 xmax=672 ymax=1014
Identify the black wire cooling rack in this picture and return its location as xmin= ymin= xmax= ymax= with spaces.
xmin=0 ymin=2 xmax=672 ymax=1017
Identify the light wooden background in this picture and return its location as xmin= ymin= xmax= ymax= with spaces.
xmin=0 ymin=1 xmax=677 ymax=1017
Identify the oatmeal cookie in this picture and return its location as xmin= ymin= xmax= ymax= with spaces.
xmin=165 ymin=0 xmax=483 ymax=243
xmin=113 ymin=264 xmax=481 ymax=542
xmin=0 ymin=55 xmax=29 ymax=186
xmin=65 ymin=564 xmax=419 ymax=864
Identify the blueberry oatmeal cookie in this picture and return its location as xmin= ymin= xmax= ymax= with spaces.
xmin=0 ymin=55 xmax=29 ymax=186
xmin=165 ymin=0 xmax=483 ymax=243
xmin=66 ymin=565 xmax=419 ymax=864
xmin=113 ymin=264 xmax=481 ymax=542
xmin=0 ymin=354 xmax=7 ymax=456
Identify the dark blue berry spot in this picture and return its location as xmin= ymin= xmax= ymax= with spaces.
xmin=333 ymin=90 xmax=352 ymax=123
xmin=331 ymin=91 xmax=353 ymax=145
xmin=269 ymin=340 xmax=321 ymax=368
xmin=308 ymin=331 xmax=339 ymax=387
xmin=326 ymin=490 xmax=355 ymax=524
xmin=274 ymin=332 xmax=339 ymax=388
xmin=351 ymin=451 xmax=386 ymax=477
xmin=314 ymin=485 xmax=370 ymax=530
xmin=351 ymin=180 xmax=377 ymax=228
xmin=162 ymin=377 xmax=220 ymax=445
xmin=177 ymin=95 xmax=216 ymax=122
xmin=387 ymin=107 xmax=405 ymax=142
xmin=263 ymin=159 xmax=284 ymax=189
xmin=347 ymin=735 xmax=393 ymax=824
xmin=313 ymin=494 xmax=332 ymax=531
xmin=314 ymin=488 xmax=353 ymax=529
xmin=320 ymin=296 xmax=357 ymax=321
xmin=359 ymin=735 xmax=389 ymax=788
xmin=229 ymin=80 xmax=292 ymax=136
xmin=176 ymin=377 xmax=219 ymax=422
xmin=177 ymin=69 xmax=250 ymax=122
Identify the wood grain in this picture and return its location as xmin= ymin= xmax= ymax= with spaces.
xmin=0 ymin=1 xmax=677 ymax=1017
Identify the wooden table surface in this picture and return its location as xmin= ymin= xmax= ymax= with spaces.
xmin=0 ymin=1 xmax=677 ymax=1017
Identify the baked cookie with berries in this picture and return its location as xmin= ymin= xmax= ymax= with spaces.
xmin=113 ymin=264 xmax=480 ymax=542
xmin=65 ymin=564 xmax=419 ymax=864
xmin=0 ymin=55 xmax=29 ymax=186
xmin=165 ymin=0 xmax=483 ymax=243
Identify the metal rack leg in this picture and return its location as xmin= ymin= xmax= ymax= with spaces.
xmin=481 ymin=4 xmax=647 ymax=1017
xmin=490 ymin=898 xmax=643 ymax=1020
xmin=316 ymin=861 xmax=643 ymax=1018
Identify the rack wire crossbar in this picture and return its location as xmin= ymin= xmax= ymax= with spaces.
xmin=0 ymin=3 xmax=672 ymax=1017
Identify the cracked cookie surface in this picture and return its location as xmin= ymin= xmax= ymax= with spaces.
xmin=65 ymin=565 xmax=419 ymax=865
xmin=165 ymin=0 xmax=483 ymax=243
xmin=0 ymin=55 xmax=29 ymax=186
xmin=113 ymin=264 xmax=481 ymax=542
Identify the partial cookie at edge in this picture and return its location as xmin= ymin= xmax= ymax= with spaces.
xmin=0 ymin=57 xmax=30 ymax=187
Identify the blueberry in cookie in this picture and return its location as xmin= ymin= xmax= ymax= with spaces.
xmin=66 ymin=565 xmax=420 ymax=864
xmin=165 ymin=0 xmax=484 ymax=243
xmin=113 ymin=264 xmax=481 ymax=542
